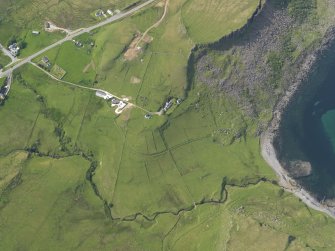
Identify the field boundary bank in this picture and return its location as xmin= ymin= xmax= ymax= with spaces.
xmin=85 ymin=171 xmax=273 ymax=221
xmin=0 ymin=0 xmax=279 ymax=224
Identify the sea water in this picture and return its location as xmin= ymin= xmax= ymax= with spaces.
xmin=278 ymin=42 xmax=335 ymax=200
xmin=322 ymin=110 xmax=335 ymax=152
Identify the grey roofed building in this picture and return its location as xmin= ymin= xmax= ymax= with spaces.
xmin=96 ymin=90 xmax=113 ymax=100
xmin=163 ymin=99 xmax=173 ymax=111
xmin=42 ymin=56 xmax=49 ymax=63
xmin=144 ymin=114 xmax=152 ymax=119
xmin=8 ymin=43 xmax=20 ymax=57
xmin=75 ymin=41 xmax=83 ymax=47
xmin=111 ymin=97 xmax=120 ymax=104
xmin=95 ymin=10 xmax=103 ymax=17
xmin=176 ymin=98 xmax=183 ymax=105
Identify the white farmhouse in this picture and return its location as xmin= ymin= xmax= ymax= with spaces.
xmin=8 ymin=43 xmax=20 ymax=57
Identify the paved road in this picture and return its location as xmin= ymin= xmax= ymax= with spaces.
xmin=0 ymin=0 xmax=156 ymax=79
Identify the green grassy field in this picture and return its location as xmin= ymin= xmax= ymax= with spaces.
xmin=19 ymin=31 xmax=65 ymax=58
xmin=0 ymin=0 xmax=141 ymax=58
xmin=1 ymin=0 xmax=335 ymax=250
xmin=0 ymin=52 xmax=10 ymax=68
xmin=181 ymin=0 xmax=261 ymax=44
xmin=50 ymin=64 xmax=67 ymax=79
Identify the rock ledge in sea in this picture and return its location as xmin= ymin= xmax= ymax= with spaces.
xmin=285 ymin=160 xmax=312 ymax=178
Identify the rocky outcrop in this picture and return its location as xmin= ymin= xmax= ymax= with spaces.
xmin=191 ymin=0 xmax=335 ymax=217
xmin=195 ymin=1 xmax=295 ymax=117
xmin=285 ymin=160 xmax=312 ymax=178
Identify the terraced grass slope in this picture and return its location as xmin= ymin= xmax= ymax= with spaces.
xmin=1 ymin=0 xmax=335 ymax=250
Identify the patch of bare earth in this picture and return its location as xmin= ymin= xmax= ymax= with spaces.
xmin=119 ymin=105 xmax=133 ymax=121
xmin=124 ymin=32 xmax=153 ymax=61
xmin=130 ymin=76 xmax=141 ymax=84
xmin=124 ymin=0 xmax=168 ymax=61
xmin=44 ymin=21 xmax=70 ymax=33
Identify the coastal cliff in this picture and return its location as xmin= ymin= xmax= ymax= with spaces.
xmin=191 ymin=0 xmax=335 ymax=217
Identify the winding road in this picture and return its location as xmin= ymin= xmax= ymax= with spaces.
xmin=0 ymin=0 xmax=157 ymax=79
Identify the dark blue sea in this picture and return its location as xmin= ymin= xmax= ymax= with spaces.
xmin=278 ymin=42 xmax=335 ymax=200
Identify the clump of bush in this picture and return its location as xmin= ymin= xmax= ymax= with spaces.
xmin=288 ymin=0 xmax=317 ymax=23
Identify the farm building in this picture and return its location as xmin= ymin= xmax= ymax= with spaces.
xmin=74 ymin=41 xmax=83 ymax=47
xmin=111 ymin=97 xmax=120 ymax=104
xmin=8 ymin=43 xmax=20 ymax=57
xmin=144 ymin=114 xmax=152 ymax=119
xmin=117 ymin=101 xmax=127 ymax=109
xmin=96 ymin=90 xmax=112 ymax=100
xmin=163 ymin=99 xmax=173 ymax=111
xmin=42 ymin=56 xmax=49 ymax=63
xmin=95 ymin=10 xmax=104 ymax=17
xmin=177 ymin=98 xmax=183 ymax=105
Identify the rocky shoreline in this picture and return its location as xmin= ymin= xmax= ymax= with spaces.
xmin=260 ymin=26 xmax=335 ymax=219
xmin=193 ymin=0 xmax=335 ymax=218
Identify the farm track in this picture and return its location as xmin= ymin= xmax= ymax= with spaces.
xmin=135 ymin=53 xmax=153 ymax=104
xmin=30 ymin=62 xmax=152 ymax=114
xmin=110 ymin=126 xmax=129 ymax=204
xmin=136 ymin=134 xmax=211 ymax=157
xmin=0 ymin=0 xmax=290 ymax=231
xmin=135 ymin=0 xmax=169 ymax=47
xmin=72 ymin=94 xmax=93 ymax=147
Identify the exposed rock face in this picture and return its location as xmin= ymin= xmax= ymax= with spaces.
xmin=195 ymin=2 xmax=294 ymax=117
xmin=325 ymin=199 xmax=335 ymax=207
xmin=194 ymin=0 xmax=335 ymax=176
